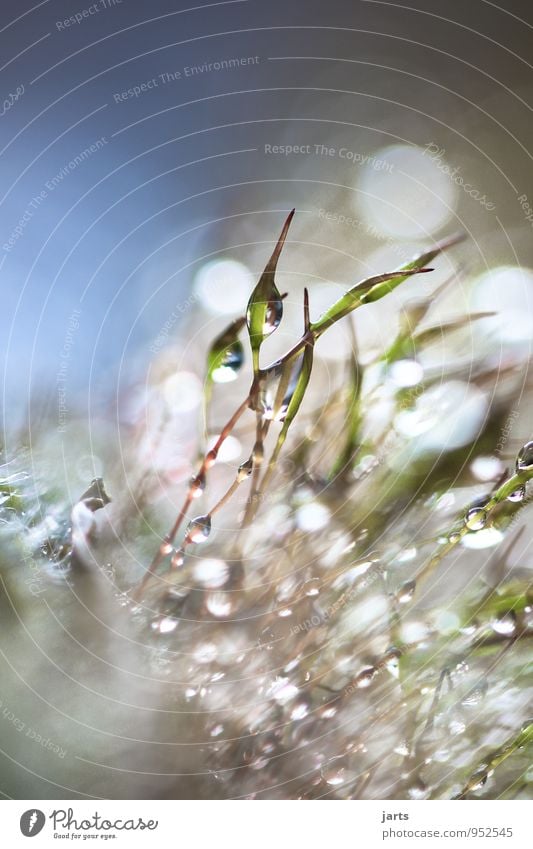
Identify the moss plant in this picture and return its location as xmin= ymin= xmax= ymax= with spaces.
xmin=1 ymin=211 xmax=532 ymax=800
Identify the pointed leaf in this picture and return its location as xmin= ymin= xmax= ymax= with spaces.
xmin=206 ymin=317 xmax=246 ymax=385
xmin=246 ymin=209 xmax=294 ymax=372
xmin=310 ymin=233 xmax=464 ymax=338
xmin=278 ymin=289 xmax=315 ymax=435
xmin=310 ymin=269 xmax=430 ymax=337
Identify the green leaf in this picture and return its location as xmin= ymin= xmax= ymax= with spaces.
xmin=206 ymin=317 xmax=246 ymax=385
xmin=310 ymin=233 xmax=464 ymax=338
xmin=246 ymin=209 xmax=294 ymax=373
xmin=275 ymin=289 xmax=315 ymax=443
xmin=385 ymin=312 xmax=495 ymax=363
xmin=310 ymin=269 xmax=429 ymax=337
xmin=329 ymin=326 xmax=363 ymax=479
xmin=256 ymin=290 xmax=315 ymax=500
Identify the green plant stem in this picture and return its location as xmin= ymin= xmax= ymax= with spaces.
xmin=456 ymin=722 xmax=533 ymax=799
xmin=415 ymin=467 xmax=533 ymax=588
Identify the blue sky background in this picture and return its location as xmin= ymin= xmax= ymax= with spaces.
xmin=1 ymin=0 xmax=532 ymax=425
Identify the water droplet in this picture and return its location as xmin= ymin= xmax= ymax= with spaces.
xmin=170 ymin=549 xmax=184 ymax=569
xmin=237 ymin=458 xmax=254 ymax=482
xmin=254 ymin=365 xmax=283 ymax=420
xmin=321 ymin=758 xmax=347 ymax=786
xmin=491 ymin=611 xmax=516 ymax=636
xmin=190 ymin=472 xmax=206 ymax=498
xmin=211 ymin=341 xmax=244 ymax=384
xmin=258 ymin=625 xmax=275 ymax=651
xmin=507 ymin=484 xmax=525 ymax=503
xmin=159 ymin=539 xmax=173 ymax=556
xmin=252 ymin=441 xmax=264 ymax=464
xmin=470 ymin=768 xmax=490 ymax=791
xmin=246 ymin=281 xmax=284 ymax=347
xmin=465 ymin=507 xmax=487 ymax=531
xmin=397 ymin=580 xmax=416 ymax=604
xmin=205 ymin=449 xmax=217 ymax=468
xmin=516 ymin=441 xmax=533 ymax=472
xmin=304 ymin=578 xmax=321 ymax=597
xmin=263 ymin=298 xmax=283 ymax=335
xmin=210 ymin=724 xmax=224 ymax=737
xmin=185 ymin=515 xmax=211 ymax=544
xmin=449 ymin=532 xmax=461 ymax=544
xmin=354 ymin=666 xmax=377 ymax=688
xmin=383 ymin=646 xmax=402 ymax=678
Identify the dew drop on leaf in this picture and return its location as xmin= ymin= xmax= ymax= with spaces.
xmin=516 ymin=441 xmax=533 ymax=472
xmin=237 ymin=458 xmax=254 ymax=481
xmin=262 ymin=298 xmax=283 ymax=335
xmin=354 ymin=666 xmax=378 ymax=688
xmin=211 ymin=342 xmax=244 ymax=384
xmin=465 ymin=507 xmax=487 ymax=531
xmin=491 ymin=611 xmax=516 ymax=636
xmin=507 ymin=484 xmax=526 ymax=503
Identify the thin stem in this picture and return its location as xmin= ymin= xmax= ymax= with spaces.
xmin=419 ymin=667 xmax=453 ymax=743
xmin=134 ymin=395 xmax=251 ymax=600
xmin=207 ymin=477 xmax=243 ymax=517
xmin=415 ymin=467 xmax=533 ymax=589
xmin=241 ymin=413 xmax=270 ymax=528
xmin=254 ymin=430 xmax=287 ymax=516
